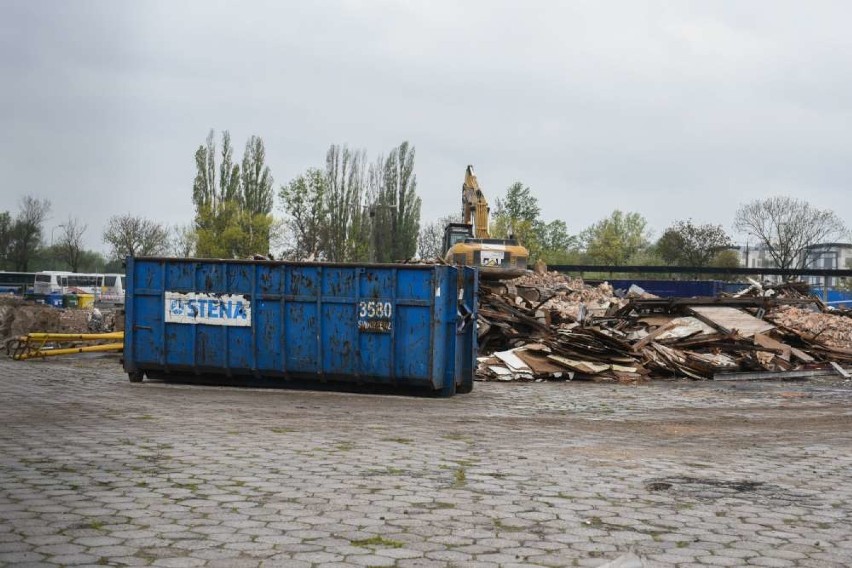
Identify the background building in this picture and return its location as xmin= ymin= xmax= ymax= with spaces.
xmin=735 ymin=242 xmax=852 ymax=286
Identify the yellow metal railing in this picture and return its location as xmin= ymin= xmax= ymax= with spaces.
xmin=5 ymin=332 xmax=124 ymax=361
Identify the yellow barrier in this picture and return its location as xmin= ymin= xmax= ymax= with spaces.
xmin=5 ymin=332 xmax=124 ymax=361
xmin=23 ymin=332 xmax=124 ymax=341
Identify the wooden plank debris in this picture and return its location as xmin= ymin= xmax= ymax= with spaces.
xmin=688 ymin=306 xmax=775 ymax=337
xmin=830 ymin=362 xmax=851 ymax=379
xmin=475 ymin=272 xmax=852 ymax=383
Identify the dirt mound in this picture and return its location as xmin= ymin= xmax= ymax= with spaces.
xmin=0 ymin=297 xmax=58 ymax=341
xmin=0 ymin=296 xmax=113 ymax=341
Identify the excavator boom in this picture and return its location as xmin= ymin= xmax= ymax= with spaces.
xmin=462 ymin=165 xmax=491 ymax=239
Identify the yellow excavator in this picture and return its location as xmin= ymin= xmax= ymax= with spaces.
xmin=443 ymin=165 xmax=529 ymax=279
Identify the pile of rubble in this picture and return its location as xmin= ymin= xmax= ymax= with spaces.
xmin=767 ymin=306 xmax=852 ymax=350
xmin=477 ymin=273 xmax=852 ymax=382
xmin=0 ymin=296 xmax=120 ymax=343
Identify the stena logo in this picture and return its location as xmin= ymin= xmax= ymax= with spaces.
xmin=164 ymin=292 xmax=251 ymax=327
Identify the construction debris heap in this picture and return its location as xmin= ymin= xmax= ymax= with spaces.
xmin=477 ymin=272 xmax=852 ymax=382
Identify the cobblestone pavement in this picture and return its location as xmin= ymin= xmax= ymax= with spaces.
xmin=1 ymin=357 xmax=851 ymax=567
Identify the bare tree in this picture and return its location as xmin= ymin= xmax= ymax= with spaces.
xmin=103 ymin=214 xmax=170 ymax=260
xmin=56 ymin=216 xmax=87 ymax=272
xmin=418 ymin=214 xmax=462 ymax=259
xmin=734 ymin=196 xmax=847 ymax=271
xmin=8 ymin=196 xmax=51 ymax=271
xmin=170 ymin=224 xmax=197 ymax=257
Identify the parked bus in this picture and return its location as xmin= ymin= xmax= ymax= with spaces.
xmin=101 ymin=273 xmax=125 ymax=304
xmin=61 ymin=273 xmax=126 ymax=304
xmin=33 ymin=271 xmax=126 ymax=304
xmin=0 ymin=271 xmax=36 ymax=294
xmin=33 ymin=271 xmax=72 ymax=295
xmin=60 ymin=273 xmax=104 ymax=295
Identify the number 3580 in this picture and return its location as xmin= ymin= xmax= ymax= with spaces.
xmin=359 ymin=300 xmax=392 ymax=318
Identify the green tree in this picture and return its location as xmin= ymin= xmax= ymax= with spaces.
xmin=536 ymin=220 xmax=577 ymax=264
xmin=656 ymin=219 xmax=733 ymax=267
xmin=324 ymin=145 xmax=367 ymax=262
xmin=220 ymin=131 xmax=241 ymax=203
xmin=369 ymin=142 xmax=421 ymax=262
xmin=195 ymin=201 xmax=270 ymax=259
xmin=580 ymin=210 xmax=649 ymax=265
xmin=0 ymin=211 xmax=12 ymax=269
xmin=489 ymin=182 xmax=580 ymax=263
xmin=77 ymin=250 xmax=109 ymax=273
xmin=192 ymin=131 xmax=215 ymax=211
xmin=192 ymin=130 xmax=274 ymax=257
xmin=240 ymin=135 xmax=274 ymax=248
xmin=280 ymin=141 xmax=420 ymax=263
xmin=279 ymin=168 xmax=327 ymax=260
xmin=347 ymin=200 xmax=372 ymax=262
xmin=30 ymin=246 xmax=109 ymax=273
xmin=734 ymin=196 xmax=847 ymax=271
xmin=8 ymin=196 xmax=51 ymax=271
xmin=490 ymin=181 xmax=541 ymax=247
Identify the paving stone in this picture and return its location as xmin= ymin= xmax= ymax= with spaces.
xmin=151 ymin=558 xmax=207 ymax=567
xmin=1 ymin=358 xmax=851 ymax=568
xmin=47 ymin=553 xmax=99 ymax=565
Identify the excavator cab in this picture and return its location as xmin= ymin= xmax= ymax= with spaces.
xmin=443 ymin=223 xmax=474 ymax=254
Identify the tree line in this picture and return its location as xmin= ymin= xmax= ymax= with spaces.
xmin=1 ymin=129 xmax=847 ymax=277
xmin=279 ymin=141 xmax=421 ymax=262
xmin=0 ymin=197 xmax=118 ymax=273
xmin=470 ymin=183 xmax=848 ymax=272
xmin=0 ymin=196 xmax=180 ymax=273
xmin=0 ymin=131 xmax=424 ymax=271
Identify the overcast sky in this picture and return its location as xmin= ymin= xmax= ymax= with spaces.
xmin=2 ymin=0 xmax=851 ymax=252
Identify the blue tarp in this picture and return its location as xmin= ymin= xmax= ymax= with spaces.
xmin=815 ymin=289 xmax=852 ymax=308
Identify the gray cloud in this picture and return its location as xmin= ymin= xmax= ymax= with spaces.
xmin=2 ymin=0 xmax=851 ymax=251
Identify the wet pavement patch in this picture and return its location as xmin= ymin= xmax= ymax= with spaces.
xmin=646 ymin=476 xmax=765 ymax=496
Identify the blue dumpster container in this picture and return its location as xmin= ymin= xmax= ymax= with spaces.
xmin=46 ymin=292 xmax=64 ymax=308
xmin=123 ymin=257 xmax=478 ymax=396
xmin=602 ymin=279 xmax=723 ymax=297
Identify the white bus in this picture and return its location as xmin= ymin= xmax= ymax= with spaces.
xmin=33 ymin=271 xmax=72 ymax=295
xmin=60 ymin=273 xmax=104 ymax=295
xmin=33 ymin=271 xmax=126 ymax=304
xmin=62 ymin=273 xmax=126 ymax=304
xmin=101 ymin=274 xmax=125 ymax=304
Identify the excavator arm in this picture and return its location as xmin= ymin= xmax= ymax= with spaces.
xmin=461 ymin=165 xmax=491 ymax=239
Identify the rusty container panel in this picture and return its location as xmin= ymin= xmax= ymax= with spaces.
xmin=123 ymin=258 xmax=477 ymax=396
